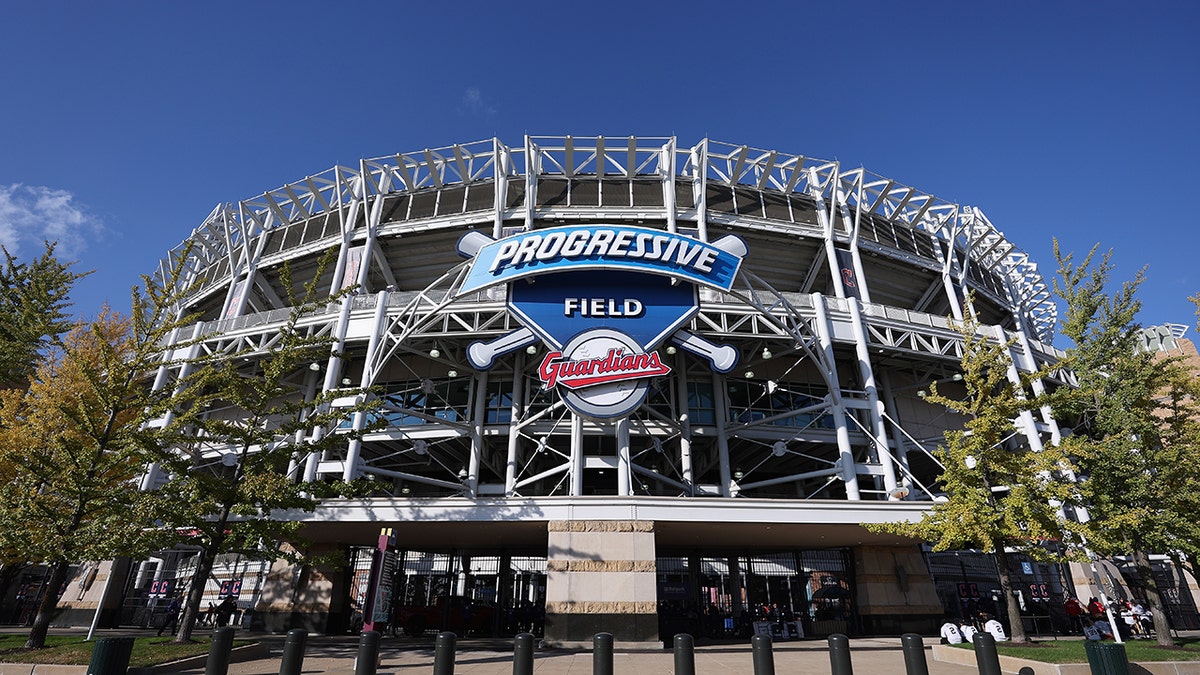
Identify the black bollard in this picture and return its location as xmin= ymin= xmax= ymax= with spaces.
xmin=354 ymin=630 xmax=380 ymax=675
xmin=828 ymin=633 xmax=853 ymax=675
xmin=205 ymin=627 xmax=236 ymax=675
xmin=900 ymin=633 xmax=929 ymax=675
xmin=973 ymin=633 xmax=1002 ymax=675
xmin=87 ymin=636 xmax=135 ymax=675
xmin=593 ymin=632 xmax=613 ymax=675
xmin=751 ymin=634 xmax=775 ymax=675
xmin=278 ymin=628 xmax=308 ymax=675
xmin=433 ymin=631 xmax=457 ymax=675
xmin=513 ymin=632 xmax=535 ymax=675
xmin=673 ymin=633 xmax=696 ymax=675
xmin=1018 ymin=668 xmax=1035 ymax=675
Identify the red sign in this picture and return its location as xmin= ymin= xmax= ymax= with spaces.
xmin=539 ymin=349 xmax=670 ymax=389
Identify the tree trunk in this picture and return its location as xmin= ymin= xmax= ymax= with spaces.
xmin=23 ymin=560 xmax=70 ymax=649
xmin=993 ymin=545 xmax=1029 ymax=643
xmin=173 ymin=547 xmax=214 ymax=644
xmin=1132 ymin=548 xmax=1176 ymax=647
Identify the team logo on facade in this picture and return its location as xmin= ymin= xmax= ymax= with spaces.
xmin=455 ymin=225 xmax=746 ymax=419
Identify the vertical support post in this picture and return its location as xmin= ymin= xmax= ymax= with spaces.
xmin=673 ymin=633 xmax=696 ymax=675
xmin=512 ymin=633 xmax=534 ymax=675
xmin=616 ymin=417 xmax=631 ymax=496
xmin=847 ymin=298 xmax=898 ymax=494
xmin=504 ymin=357 xmax=525 ymax=495
xmin=751 ymin=634 xmax=775 ymax=675
xmin=813 ymin=295 xmax=860 ymax=499
xmin=467 ymin=370 xmax=487 ymax=497
xmin=811 ymin=166 xmax=846 ymax=301
xmin=305 ymin=288 xmax=355 ymax=481
xmin=342 ymin=290 xmax=390 ymax=482
xmin=991 ymin=325 xmax=1045 ymax=454
xmin=663 ymin=137 xmax=678 ymax=233
xmin=828 ymin=633 xmax=853 ymax=675
xmin=353 ymin=630 xmax=380 ymax=675
xmin=278 ymin=629 xmax=307 ymax=675
xmin=695 ymin=139 xmax=708 ymax=242
xmin=493 ymin=138 xmax=507 ymax=239
xmin=433 ymin=632 xmax=457 ymax=675
xmin=712 ymin=372 xmax=732 ymax=497
xmin=1013 ymin=329 xmax=1062 ymax=445
xmin=593 ymin=632 xmax=613 ymax=675
xmin=205 ymin=627 xmax=236 ymax=675
xmin=676 ymin=366 xmax=694 ymax=493
xmin=900 ymin=633 xmax=929 ymax=675
xmin=570 ymin=413 xmax=584 ymax=496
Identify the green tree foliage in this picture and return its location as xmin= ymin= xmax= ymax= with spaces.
xmin=0 ymin=242 xmax=89 ymax=388
xmin=866 ymin=313 xmax=1078 ymax=643
xmin=1054 ymin=242 xmax=1200 ymax=647
xmin=0 ymin=305 xmax=193 ymax=649
xmin=152 ymin=254 xmax=379 ymax=643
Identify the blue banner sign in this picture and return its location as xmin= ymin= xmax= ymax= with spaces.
xmin=459 ymin=225 xmax=743 ymax=295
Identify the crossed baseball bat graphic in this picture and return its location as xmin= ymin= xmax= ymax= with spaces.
xmin=456 ymin=230 xmax=743 ymax=373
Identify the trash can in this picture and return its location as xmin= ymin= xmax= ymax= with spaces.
xmin=1084 ymin=641 xmax=1130 ymax=675
xmin=87 ymin=636 xmax=135 ymax=675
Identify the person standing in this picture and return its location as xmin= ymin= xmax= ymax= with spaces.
xmin=215 ymin=596 xmax=237 ymax=627
xmin=157 ymin=595 xmax=182 ymax=637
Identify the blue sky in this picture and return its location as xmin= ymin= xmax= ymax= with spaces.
xmin=2 ymin=1 xmax=1197 ymax=343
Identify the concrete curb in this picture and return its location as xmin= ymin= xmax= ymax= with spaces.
xmin=932 ymin=643 xmax=1200 ymax=675
xmin=0 ymin=642 xmax=267 ymax=675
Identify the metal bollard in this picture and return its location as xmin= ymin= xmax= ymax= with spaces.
xmin=513 ymin=632 xmax=535 ymax=675
xmin=973 ymin=633 xmax=1001 ymax=675
xmin=354 ymin=630 xmax=380 ymax=675
xmin=828 ymin=633 xmax=853 ymax=675
xmin=751 ymin=634 xmax=775 ymax=675
xmin=433 ymin=631 xmax=457 ymax=675
xmin=900 ymin=633 xmax=929 ymax=675
xmin=593 ymin=632 xmax=613 ymax=675
xmin=205 ymin=627 xmax=236 ymax=675
xmin=278 ymin=628 xmax=308 ymax=675
xmin=1018 ymin=668 xmax=1035 ymax=675
xmin=673 ymin=633 xmax=696 ymax=675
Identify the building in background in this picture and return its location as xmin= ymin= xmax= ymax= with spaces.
xmin=23 ymin=136 xmax=1095 ymax=643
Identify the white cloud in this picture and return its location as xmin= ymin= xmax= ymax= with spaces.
xmin=461 ymin=87 xmax=497 ymax=119
xmin=0 ymin=184 xmax=103 ymax=258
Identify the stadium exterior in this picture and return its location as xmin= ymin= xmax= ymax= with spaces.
xmin=119 ymin=136 xmax=1071 ymax=643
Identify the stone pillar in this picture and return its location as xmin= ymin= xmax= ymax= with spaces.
xmin=852 ymin=545 xmax=944 ymax=635
xmin=543 ymin=520 xmax=658 ymax=646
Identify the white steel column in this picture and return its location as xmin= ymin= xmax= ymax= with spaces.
xmin=694 ymin=139 xmax=708 ymax=242
xmin=877 ymin=370 xmax=913 ymax=480
xmin=848 ymin=299 xmax=897 ymax=494
xmin=991 ymin=325 xmax=1045 ymax=454
xmin=1013 ymin=325 xmax=1063 ymax=446
xmin=493 ymin=138 xmax=507 ymax=239
xmin=811 ymin=167 xmax=846 ymax=300
xmin=570 ymin=413 xmax=584 ymax=496
xmin=662 ymin=137 xmax=677 ymax=233
xmin=341 ymin=290 xmax=390 ymax=482
xmin=288 ymin=368 xmax=322 ymax=480
xmin=616 ymin=417 xmax=632 ymax=497
xmin=139 ymin=322 xmax=205 ymax=491
xmin=676 ymin=364 xmax=694 ymax=493
xmin=504 ymin=358 xmax=525 ymax=495
xmin=304 ymin=290 xmax=355 ymax=482
xmin=712 ymin=371 xmax=733 ymax=498
xmin=467 ymin=370 xmax=487 ymax=497
xmin=813 ymin=294 xmax=861 ymax=500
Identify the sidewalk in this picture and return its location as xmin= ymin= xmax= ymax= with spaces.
xmin=163 ymin=635 xmax=982 ymax=675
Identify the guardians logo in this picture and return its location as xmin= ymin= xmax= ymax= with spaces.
xmin=456 ymin=225 xmax=745 ymax=419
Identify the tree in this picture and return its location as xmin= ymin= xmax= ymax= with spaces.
xmin=153 ymin=255 xmax=378 ymax=643
xmin=0 ymin=242 xmax=89 ymax=388
xmin=866 ymin=313 xmax=1078 ymax=643
xmin=0 ymin=309 xmax=187 ymax=649
xmin=1054 ymin=243 xmax=1200 ymax=646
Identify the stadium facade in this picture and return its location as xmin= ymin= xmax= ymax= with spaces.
xmin=72 ymin=136 xmax=1078 ymax=642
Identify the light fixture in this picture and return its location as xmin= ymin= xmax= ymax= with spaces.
xmin=761 ymin=347 xmax=772 ymax=359
xmin=401 ymin=486 xmax=411 ymax=495
xmin=341 ymin=378 xmax=352 ymax=386
xmin=458 ymin=467 xmax=468 ymax=479
xmin=889 ymin=487 xmax=911 ymax=501
xmin=526 ymin=344 xmax=537 ymax=355
xmin=734 ymin=469 xmax=744 ymax=481
xmin=951 ymin=373 xmax=964 ymax=381
xmin=413 ymin=440 xmax=428 ymax=455
xmin=917 ymin=389 xmax=927 ymax=398
xmin=308 ymin=362 xmax=321 ymax=372
xmin=448 ymin=370 xmax=458 ymax=378
xmin=429 ymin=345 xmax=441 ymax=358
xmin=964 ymin=455 xmax=978 ymax=469
xmin=744 ymin=371 xmax=754 ymax=379
xmin=666 ymin=345 xmax=677 ymax=355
